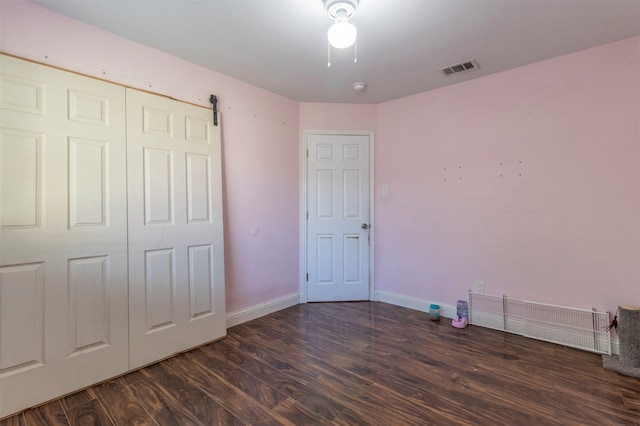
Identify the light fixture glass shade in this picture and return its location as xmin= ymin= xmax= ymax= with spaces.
xmin=328 ymin=18 xmax=357 ymax=48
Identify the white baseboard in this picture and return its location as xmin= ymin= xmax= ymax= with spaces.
xmin=375 ymin=290 xmax=457 ymax=319
xmin=226 ymin=293 xmax=300 ymax=328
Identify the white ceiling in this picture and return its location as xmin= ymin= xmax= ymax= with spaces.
xmin=29 ymin=0 xmax=640 ymax=104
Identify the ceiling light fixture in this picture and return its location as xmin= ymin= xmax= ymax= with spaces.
xmin=327 ymin=2 xmax=357 ymax=48
xmin=325 ymin=0 xmax=359 ymax=67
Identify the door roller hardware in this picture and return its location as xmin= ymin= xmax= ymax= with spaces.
xmin=209 ymin=94 xmax=218 ymax=126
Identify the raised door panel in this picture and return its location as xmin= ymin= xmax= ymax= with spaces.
xmin=188 ymin=244 xmax=215 ymax=319
xmin=343 ymin=170 xmax=361 ymax=219
xmin=68 ymin=138 xmax=108 ymax=228
xmin=0 ymin=129 xmax=43 ymax=229
xmin=186 ymin=153 xmax=212 ymax=223
xmin=144 ymin=147 xmax=174 ymax=225
xmin=316 ymin=170 xmax=335 ymax=219
xmin=0 ymin=263 xmax=45 ymax=374
xmin=316 ymin=235 xmax=335 ymax=284
xmin=0 ymin=73 xmax=45 ymax=115
xmin=144 ymin=248 xmax=176 ymax=332
xmin=67 ymin=256 xmax=110 ymax=355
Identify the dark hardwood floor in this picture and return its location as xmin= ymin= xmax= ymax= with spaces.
xmin=2 ymin=302 xmax=639 ymax=425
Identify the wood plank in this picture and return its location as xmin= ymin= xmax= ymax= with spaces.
xmin=203 ymin=336 xmax=348 ymax=422
xmin=0 ymin=414 xmax=25 ymax=426
xmin=161 ymin=356 xmax=337 ymax=426
xmin=120 ymin=369 xmax=148 ymax=387
xmin=185 ymin=347 xmax=288 ymax=409
xmin=22 ymin=401 xmax=69 ymax=425
xmin=59 ymin=390 xmax=96 ymax=412
xmin=142 ymin=360 xmax=244 ymax=426
xmin=168 ymin=353 xmax=292 ymax=426
xmin=65 ymin=399 xmax=114 ymax=426
xmin=269 ymin=397 xmax=333 ymax=426
xmin=91 ymin=379 xmax=156 ymax=426
xmin=127 ymin=379 xmax=201 ymax=426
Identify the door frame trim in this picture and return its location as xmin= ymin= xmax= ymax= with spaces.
xmin=299 ymin=130 xmax=375 ymax=303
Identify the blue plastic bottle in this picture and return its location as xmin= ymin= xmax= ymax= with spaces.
xmin=429 ymin=304 xmax=440 ymax=321
xmin=456 ymin=300 xmax=468 ymax=318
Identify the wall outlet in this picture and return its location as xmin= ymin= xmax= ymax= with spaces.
xmin=474 ymin=281 xmax=485 ymax=294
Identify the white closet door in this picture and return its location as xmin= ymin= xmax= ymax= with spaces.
xmin=126 ymin=88 xmax=225 ymax=369
xmin=0 ymin=55 xmax=129 ymax=417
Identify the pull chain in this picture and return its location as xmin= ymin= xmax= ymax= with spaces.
xmin=354 ymin=38 xmax=357 ymax=64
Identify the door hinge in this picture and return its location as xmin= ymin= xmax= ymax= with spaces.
xmin=306 ymin=273 xmax=309 ymax=282
xmin=306 ymin=211 xmax=309 ymax=220
xmin=307 ymin=149 xmax=309 ymax=158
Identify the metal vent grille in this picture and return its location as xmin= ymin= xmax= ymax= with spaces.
xmin=441 ymin=59 xmax=479 ymax=76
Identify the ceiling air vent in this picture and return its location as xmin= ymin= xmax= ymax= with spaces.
xmin=440 ymin=59 xmax=479 ymax=76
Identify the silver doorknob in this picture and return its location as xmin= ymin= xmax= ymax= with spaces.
xmin=361 ymin=223 xmax=369 ymax=229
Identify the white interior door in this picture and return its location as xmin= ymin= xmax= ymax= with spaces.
xmin=126 ymin=88 xmax=225 ymax=369
xmin=306 ymin=133 xmax=371 ymax=302
xmin=0 ymin=55 xmax=129 ymax=417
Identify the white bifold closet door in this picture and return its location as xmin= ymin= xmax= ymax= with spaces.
xmin=0 ymin=54 xmax=129 ymax=416
xmin=126 ymin=88 xmax=225 ymax=369
xmin=0 ymin=55 xmax=226 ymax=418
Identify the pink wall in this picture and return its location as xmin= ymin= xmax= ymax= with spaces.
xmin=299 ymin=103 xmax=377 ymax=131
xmin=375 ymin=36 xmax=640 ymax=314
xmin=0 ymin=0 xmax=301 ymax=313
